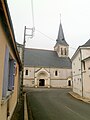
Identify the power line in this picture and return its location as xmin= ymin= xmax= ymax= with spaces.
xmin=30 ymin=1 xmax=76 ymax=51
xmin=29 ymin=1 xmax=76 ymax=50
xmin=36 ymin=29 xmax=55 ymax=41
xmin=36 ymin=29 xmax=76 ymax=50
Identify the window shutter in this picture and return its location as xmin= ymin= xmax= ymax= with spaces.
xmin=2 ymin=47 xmax=9 ymax=97
xmin=8 ymin=60 xmax=15 ymax=90
xmin=12 ymin=60 xmax=16 ymax=89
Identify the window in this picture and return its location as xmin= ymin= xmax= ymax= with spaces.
xmin=83 ymin=61 xmax=85 ymax=70
xmin=8 ymin=58 xmax=16 ymax=91
xmin=55 ymin=70 xmax=58 ymax=76
xmin=68 ymin=80 xmax=71 ymax=86
xmin=64 ymin=48 xmax=67 ymax=55
xmin=2 ymin=47 xmax=16 ymax=98
xmin=25 ymin=70 xmax=28 ymax=75
xmin=61 ymin=48 xmax=63 ymax=55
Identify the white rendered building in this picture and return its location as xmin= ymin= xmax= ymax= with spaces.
xmin=72 ymin=39 xmax=90 ymax=98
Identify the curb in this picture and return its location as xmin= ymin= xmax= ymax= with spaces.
xmin=26 ymin=93 xmax=33 ymax=120
xmin=24 ymin=93 xmax=28 ymax=120
xmin=69 ymin=92 xmax=90 ymax=104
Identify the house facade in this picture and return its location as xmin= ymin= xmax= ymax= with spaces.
xmin=23 ymin=21 xmax=72 ymax=88
xmin=72 ymin=39 xmax=90 ymax=98
xmin=81 ymin=56 xmax=90 ymax=98
xmin=0 ymin=1 xmax=22 ymax=120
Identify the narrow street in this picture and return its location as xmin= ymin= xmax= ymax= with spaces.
xmin=26 ymin=88 xmax=90 ymax=120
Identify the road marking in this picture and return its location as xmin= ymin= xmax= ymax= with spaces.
xmin=64 ymin=105 xmax=86 ymax=120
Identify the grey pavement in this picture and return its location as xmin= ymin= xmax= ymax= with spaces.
xmin=26 ymin=88 xmax=90 ymax=120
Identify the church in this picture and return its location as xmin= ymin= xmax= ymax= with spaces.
xmin=23 ymin=21 xmax=72 ymax=88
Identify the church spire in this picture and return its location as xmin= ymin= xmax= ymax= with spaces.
xmin=56 ymin=18 xmax=68 ymax=46
xmin=54 ymin=17 xmax=69 ymax=57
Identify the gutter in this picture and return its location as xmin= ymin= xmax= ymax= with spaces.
xmin=80 ymin=48 xmax=83 ymax=97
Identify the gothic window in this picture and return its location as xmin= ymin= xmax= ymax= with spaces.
xmin=55 ymin=70 xmax=58 ymax=76
xmin=25 ymin=70 xmax=28 ymax=75
xmin=61 ymin=48 xmax=63 ymax=55
xmin=68 ymin=80 xmax=71 ymax=86
xmin=64 ymin=48 xmax=67 ymax=55
xmin=83 ymin=61 xmax=85 ymax=70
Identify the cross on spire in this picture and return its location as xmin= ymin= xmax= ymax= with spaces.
xmin=60 ymin=13 xmax=61 ymax=23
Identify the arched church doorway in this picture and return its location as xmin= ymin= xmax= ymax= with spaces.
xmin=68 ymin=80 xmax=71 ymax=86
xmin=39 ymin=79 xmax=45 ymax=86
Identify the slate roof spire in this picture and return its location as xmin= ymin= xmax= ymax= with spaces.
xmin=56 ymin=19 xmax=69 ymax=46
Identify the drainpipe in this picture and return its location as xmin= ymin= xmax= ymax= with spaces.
xmin=21 ymin=26 xmax=26 ymax=97
xmin=80 ymin=48 xmax=83 ymax=97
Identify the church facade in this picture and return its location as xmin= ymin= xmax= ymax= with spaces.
xmin=23 ymin=22 xmax=72 ymax=88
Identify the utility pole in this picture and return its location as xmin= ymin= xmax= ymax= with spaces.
xmin=20 ymin=0 xmax=35 ymax=96
xmin=20 ymin=26 xmax=34 ymax=96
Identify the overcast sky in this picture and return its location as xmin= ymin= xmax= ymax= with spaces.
xmin=7 ymin=0 xmax=90 ymax=57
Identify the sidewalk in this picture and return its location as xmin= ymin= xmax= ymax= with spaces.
xmin=11 ymin=96 xmax=24 ymax=120
xmin=69 ymin=91 xmax=90 ymax=104
xmin=11 ymin=94 xmax=28 ymax=120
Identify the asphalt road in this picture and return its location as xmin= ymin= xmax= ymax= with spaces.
xmin=26 ymin=88 xmax=90 ymax=120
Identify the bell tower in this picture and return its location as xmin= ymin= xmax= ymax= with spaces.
xmin=54 ymin=20 xmax=69 ymax=57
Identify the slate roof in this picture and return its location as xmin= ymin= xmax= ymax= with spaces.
xmin=24 ymin=48 xmax=72 ymax=68
xmin=81 ymin=39 xmax=90 ymax=47
xmin=55 ymin=23 xmax=69 ymax=47
xmin=71 ymin=39 xmax=90 ymax=61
